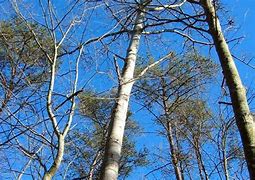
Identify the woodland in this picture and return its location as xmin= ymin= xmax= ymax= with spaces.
xmin=0 ymin=0 xmax=255 ymax=179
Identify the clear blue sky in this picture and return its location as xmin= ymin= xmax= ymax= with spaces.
xmin=1 ymin=0 xmax=255 ymax=179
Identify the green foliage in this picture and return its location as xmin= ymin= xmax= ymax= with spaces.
xmin=0 ymin=17 xmax=53 ymax=84
xmin=78 ymin=91 xmax=114 ymax=123
xmin=134 ymin=50 xmax=218 ymax=177
xmin=171 ymin=99 xmax=213 ymax=141
xmin=134 ymin=50 xmax=218 ymax=109
xmin=0 ymin=17 xmax=55 ymax=112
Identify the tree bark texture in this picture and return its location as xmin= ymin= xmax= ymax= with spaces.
xmin=167 ymin=122 xmax=184 ymax=180
xmin=100 ymin=2 xmax=149 ymax=180
xmin=201 ymin=0 xmax=255 ymax=178
xmin=43 ymin=135 xmax=65 ymax=180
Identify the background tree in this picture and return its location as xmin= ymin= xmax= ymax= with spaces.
xmin=0 ymin=17 xmax=51 ymax=116
xmin=0 ymin=0 xmax=99 ymax=179
xmin=0 ymin=16 xmax=52 ymax=179
xmin=134 ymin=51 xmax=217 ymax=179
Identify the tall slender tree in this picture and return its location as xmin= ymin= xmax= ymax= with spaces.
xmin=100 ymin=1 xmax=150 ymax=179
xmin=198 ymin=0 xmax=255 ymax=177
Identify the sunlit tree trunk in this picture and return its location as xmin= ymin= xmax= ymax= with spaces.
xmin=42 ymin=44 xmax=82 ymax=180
xmin=100 ymin=2 xmax=149 ymax=179
xmin=43 ymin=135 xmax=65 ymax=180
xmin=222 ymin=139 xmax=230 ymax=180
xmin=89 ymin=150 xmax=101 ymax=180
xmin=201 ymin=0 xmax=255 ymax=177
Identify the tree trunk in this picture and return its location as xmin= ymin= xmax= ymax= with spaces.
xmin=221 ymin=128 xmax=230 ymax=180
xmin=201 ymin=0 xmax=255 ymax=178
xmin=43 ymin=135 xmax=65 ymax=180
xmin=100 ymin=2 xmax=149 ymax=180
xmin=193 ymin=137 xmax=209 ymax=180
xmin=89 ymin=150 xmax=101 ymax=180
xmin=167 ymin=122 xmax=183 ymax=180
xmin=222 ymin=143 xmax=229 ymax=180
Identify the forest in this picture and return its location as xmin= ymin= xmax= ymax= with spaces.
xmin=0 ymin=0 xmax=255 ymax=179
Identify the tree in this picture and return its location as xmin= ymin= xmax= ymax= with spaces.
xmin=198 ymin=0 xmax=255 ymax=177
xmin=0 ymin=0 xmax=254 ymax=179
xmin=214 ymin=104 xmax=247 ymax=179
xmin=0 ymin=17 xmax=51 ymax=115
xmin=64 ymin=91 xmax=147 ymax=180
xmin=5 ymin=1 xmax=90 ymax=179
xmin=100 ymin=1 xmax=188 ymax=178
xmin=0 ymin=16 xmax=52 ymax=179
xmin=149 ymin=0 xmax=255 ymax=176
xmin=99 ymin=1 xmax=150 ymax=179
xmin=135 ymin=51 xmax=216 ymax=179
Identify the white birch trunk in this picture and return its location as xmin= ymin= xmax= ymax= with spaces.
xmin=100 ymin=2 xmax=148 ymax=179
xmin=42 ymin=46 xmax=82 ymax=180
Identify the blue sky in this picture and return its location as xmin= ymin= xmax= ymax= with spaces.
xmin=1 ymin=0 xmax=255 ymax=179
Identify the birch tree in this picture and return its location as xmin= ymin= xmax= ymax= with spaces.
xmin=100 ymin=0 xmax=192 ymax=178
xmin=99 ymin=1 xmax=150 ymax=179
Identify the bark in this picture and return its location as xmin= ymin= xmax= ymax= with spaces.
xmin=222 ymin=141 xmax=229 ymax=180
xmin=193 ymin=137 xmax=209 ymax=180
xmin=167 ymin=122 xmax=183 ymax=180
xmin=89 ymin=150 xmax=101 ymax=180
xmin=221 ymin=126 xmax=230 ymax=180
xmin=201 ymin=0 xmax=255 ymax=178
xmin=99 ymin=2 xmax=149 ymax=180
xmin=43 ymin=135 xmax=65 ymax=180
